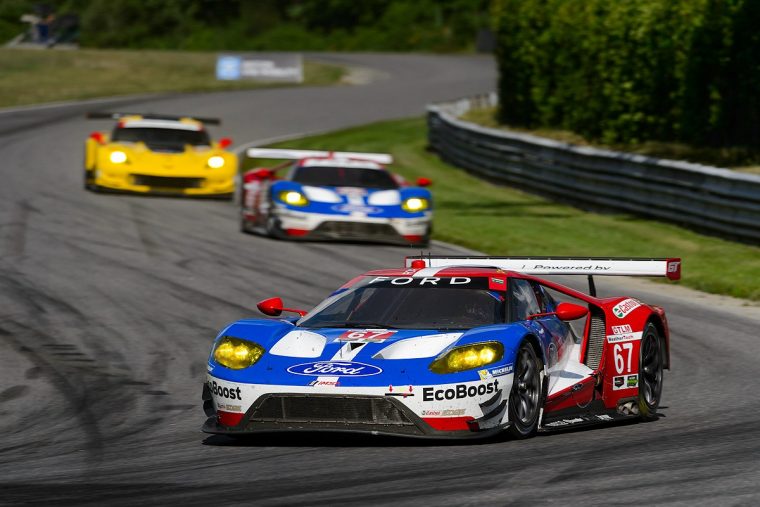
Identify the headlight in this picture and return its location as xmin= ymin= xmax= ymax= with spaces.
xmin=109 ymin=151 xmax=127 ymax=164
xmin=207 ymin=155 xmax=225 ymax=168
xmin=402 ymin=197 xmax=429 ymax=212
xmin=430 ymin=342 xmax=504 ymax=374
xmin=279 ymin=190 xmax=309 ymax=206
xmin=212 ymin=336 xmax=265 ymax=370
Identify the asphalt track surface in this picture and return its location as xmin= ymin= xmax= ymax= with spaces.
xmin=1 ymin=53 xmax=759 ymax=506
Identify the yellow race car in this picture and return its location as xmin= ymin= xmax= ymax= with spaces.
xmin=84 ymin=112 xmax=237 ymax=198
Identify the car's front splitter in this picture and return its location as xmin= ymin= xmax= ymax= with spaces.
xmin=202 ymin=373 xmax=511 ymax=439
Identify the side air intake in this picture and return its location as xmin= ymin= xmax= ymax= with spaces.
xmin=584 ymin=309 xmax=606 ymax=370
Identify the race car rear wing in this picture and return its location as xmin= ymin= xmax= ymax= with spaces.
xmin=247 ymin=148 xmax=393 ymax=164
xmin=86 ymin=112 xmax=221 ymax=125
xmin=405 ymin=256 xmax=682 ymax=280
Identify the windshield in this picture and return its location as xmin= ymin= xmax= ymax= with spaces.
xmin=112 ymin=127 xmax=211 ymax=148
xmin=292 ymin=166 xmax=398 ymax=189
xmin=299 ymin=278 xmax=505 ymax=330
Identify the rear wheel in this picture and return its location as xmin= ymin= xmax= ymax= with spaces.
xmin=638 ymin=323 xmax=663 ymax=420
xmin=507 ymin=341 xmax=544 ymax=438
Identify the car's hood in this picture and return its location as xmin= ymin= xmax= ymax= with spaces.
xmin=271 ymin=181 xmax=432 ymax=216
xmin=109 ymin=142 xmax=219 ymax=169
xmin=211 ymin=320 xmax=524 ymax=385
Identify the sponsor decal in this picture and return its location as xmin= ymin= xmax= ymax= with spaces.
xmin=335 ymin=187 xmax=368 ymax=196
xmin=612 ymin=298 xmax=641 ymax=319
xmin=422 ymin=409 xmax=466 ymax=417
xmin=478 ymin=369 xmax=491 ymax=380
xmin=607 ymin=331 xmax=643 ymax=344
xmin=423 ymin=380 xmax=499 ymax=402
xmin=545 ymin=417 xmax=585 ymax=427
xmin=338 ymin=329 xmax=396 ymax=343
xmin=208 ymin=380 xmax=242 ymax=400
xmin=368 ymin=276 xmax=473 ymax=286
xmin=309 ymin=377 xmax=339 ymax=387
xmin=287 ymin=361 xmax=382 ymax=377
xmin=611 ymin=324 xmax=633 ymax=334
xmin=667 ymin=260 xmax=681 ymax=274
xmin=612 ymin=374 xmax=638 ymax=390
xmin=331 ymin=204 xmax=382 ymax=215
xmin=217 ymin=403 xmax=242 ymax=412
xmin=595 ymin=414 xmax=613 ymax=421
xmin=385 ymin=385 xmax=414 ymax=397
xmin=490 ymin=364 xmax=514 ymax=377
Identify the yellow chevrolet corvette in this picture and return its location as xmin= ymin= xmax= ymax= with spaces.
xmin=84 ymin=113 xmax=237 ymax=198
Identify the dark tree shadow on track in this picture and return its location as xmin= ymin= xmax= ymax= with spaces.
xmin=202 ymin=431 xmax=502 ymax=447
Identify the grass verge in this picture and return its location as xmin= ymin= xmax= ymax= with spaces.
xmin=462 ymin=106 xmax=760 ymax=172
xmin=247 ymin=117 xmax=760 ymax=301
xmin=0 ymin=48 xmax=345 ymax=108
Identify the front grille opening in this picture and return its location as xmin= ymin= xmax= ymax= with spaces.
xmin=250 ymin=395 xmax=414 ymax=426
xmin=314 ymin=221 xmax=398 ymax=238
xmin=131 ymin=175 xmax=204 ymax=189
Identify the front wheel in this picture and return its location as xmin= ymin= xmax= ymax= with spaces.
xmin=638 ymin=323 xmax=663 ymax=420
xmin=507 ymin=341 xmax=544 ymax=438
xmin=83 ymin=168 xmax=98 ymax=191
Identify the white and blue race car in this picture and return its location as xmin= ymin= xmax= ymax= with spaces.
xmin=202 ymin=255 xmax=679 ymax=439
xmin=240 ymin=149 xmax=433 ymax=245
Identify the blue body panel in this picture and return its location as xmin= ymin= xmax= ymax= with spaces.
xmin=270 ymin=180 xmax=432 ymax=219
xmin=207 ymin=319 xmax=543 ymax=387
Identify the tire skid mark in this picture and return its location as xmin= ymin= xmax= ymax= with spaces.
xmin=1 ymin=200 xmax=36 ymax=259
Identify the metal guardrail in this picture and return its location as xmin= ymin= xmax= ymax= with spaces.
xmin=427 ymin=94 xmax=760 ymax=243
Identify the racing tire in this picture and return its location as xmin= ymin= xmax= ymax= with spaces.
xmin=265 ymin=213 xmax=285 ymax=240
xmin=507 ymin=340 xmax=544 ymax=438
xmin=638 ymin=323 xmax=663 ymax=420
xmin=83 ymin=168 xmax=98 ymax=191
xmin=240 ymin=215 xmax=252 ymax=234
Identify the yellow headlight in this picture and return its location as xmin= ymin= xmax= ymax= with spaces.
xmin=109 ymin=150 xmax=127 ymax=164
xmin=280 ymin=190 xmax=309 ymax=206
xmin=208 ymin=156 xmax=225 ymax=168
xmin=430 ymin=342 xmax=504 ymax=374
xmin=213 ymin=336 xmax=265 ymax=370
xmin=402 ymin=197 xmax=429 ymax=212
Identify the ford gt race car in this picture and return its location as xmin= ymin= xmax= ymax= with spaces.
xmin=202 ymin=256 xmax=680 ymax=439
xmin=84 ymin=112 xmax=237 ymax=198
xmin=240 ymin=149 xmax=433 ymax=245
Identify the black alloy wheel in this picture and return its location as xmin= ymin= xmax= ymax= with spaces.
xmin=507 ymin=341 xmax=543 ymax=438
xmin=638 ymin=323 xmax=663 ymax=420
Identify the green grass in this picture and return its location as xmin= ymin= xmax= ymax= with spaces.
xmin=462 ymin=106 xmax=760 ymax=171
xmin=248 ymin=117 xmax=760 ymax=301
xmin=0 ymin=48 xmax=345 ymax=108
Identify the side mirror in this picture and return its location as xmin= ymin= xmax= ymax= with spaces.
xmin=555 ymin=302 xmax=589 ymax=321
xmin=416 ymin=177 xmax=432 ymax=187
xmin=256 ymin=297 xmax=308 ymax=317
xmin=218 ymin=137 xmax=233 ymax=149
xmin=89 ymin=131 xmax=105 ymax=144
xmin=257 ymin=297 xmax=283 ymax=316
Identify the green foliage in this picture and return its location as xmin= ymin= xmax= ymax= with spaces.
xmin=0 ymin=0 xmax=490 ymax=52
xmin=492 ymin=0 xmax=760 ymax=150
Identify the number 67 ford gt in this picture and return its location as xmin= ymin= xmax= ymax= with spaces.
xmin=240 ymin=149 xmax=433 ymax=245
xmin=202 ymin=256 xmax=680 ymax=439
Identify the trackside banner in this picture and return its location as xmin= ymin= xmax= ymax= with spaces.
xmin=405 ymin=256 xmax=681 ymax=280
xmin=216 ymin=53 xmax=303 ymax=83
